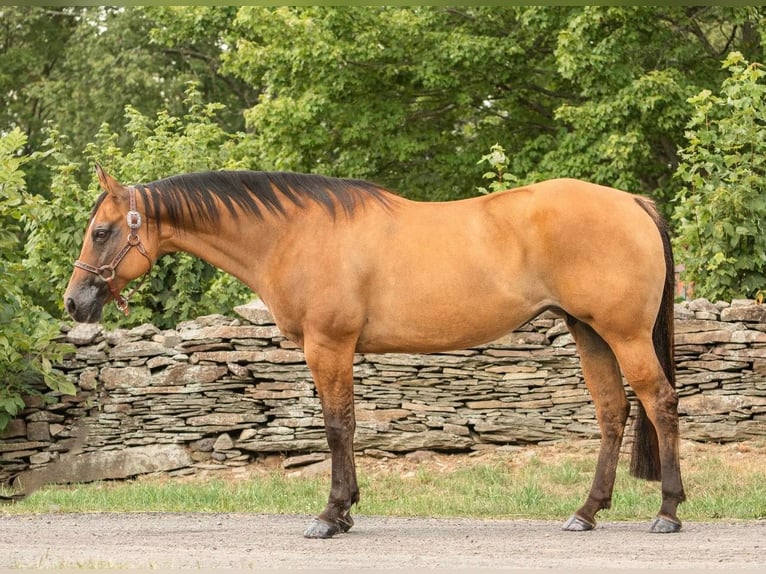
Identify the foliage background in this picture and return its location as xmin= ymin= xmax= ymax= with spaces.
xmin=1 ymin=6 xmax=765 ymax=420
xmin=673 ymin=53 xmax=766 ymax=303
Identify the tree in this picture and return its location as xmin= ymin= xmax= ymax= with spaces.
xmin=224 ymin=6 xmax=577 ymax=199
xmin=673 ymin=52 xmax=766 ymax=301
xmin=0 ymin=6 xmax=257 ymax=195
xmin=223 ymin=6 xmax=765 ymax=210
xmin=6 ymin=5 xmax=763 ymax=206
xmin=537 ymin=6 xmax=764 ymax=213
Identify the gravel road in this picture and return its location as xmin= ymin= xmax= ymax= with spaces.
xmin=1 ymin=513 xmax=763 ymax=570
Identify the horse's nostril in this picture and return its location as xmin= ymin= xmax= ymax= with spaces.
xmin=65 ymin=297 xmax=77 ymax=316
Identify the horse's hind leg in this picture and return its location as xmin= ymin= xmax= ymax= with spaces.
xmin=562 ymin=318 xmax=630 ymax=532
xmin=301 ymin=335 xmax=359 ymax=539
xmin=611 ymin=337 xmax=685 ymax=532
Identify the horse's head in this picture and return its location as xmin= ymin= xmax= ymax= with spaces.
xmin=64 ymin=165 xmax=155 ymax=323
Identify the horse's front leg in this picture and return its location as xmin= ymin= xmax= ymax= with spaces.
xmin=302 ymin=335 xmax=359 ymax=539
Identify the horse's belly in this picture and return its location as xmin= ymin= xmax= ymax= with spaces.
xmin=355 ymin=299 xmax=538 ymax=354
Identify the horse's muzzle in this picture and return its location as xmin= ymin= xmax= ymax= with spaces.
xmin=64 ymin=282 xmax=107 ymax=323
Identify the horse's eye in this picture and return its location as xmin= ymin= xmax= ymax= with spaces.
xmin=93 ymin=228 xmax=110 ymax=242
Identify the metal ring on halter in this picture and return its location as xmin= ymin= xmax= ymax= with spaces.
xmin=98 ymin=265 xmax=117 ymax=282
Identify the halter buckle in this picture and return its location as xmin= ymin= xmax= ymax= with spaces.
xmin=115 ymin=295 xmax=130 ymax=316
xmin=127 ymin=210 xmax=142 ymax=229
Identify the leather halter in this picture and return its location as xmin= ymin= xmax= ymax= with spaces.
xmin=73 ymin=187 xmax=153 ymax=316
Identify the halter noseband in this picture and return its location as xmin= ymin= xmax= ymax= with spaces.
xmin=73 ymin=187 xmax=153 ymax=316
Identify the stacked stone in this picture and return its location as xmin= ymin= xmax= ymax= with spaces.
xmin=674 ymin=299 xmax=766 ymax=442
xmin=2 ymin=298 xmax=766 ymax=484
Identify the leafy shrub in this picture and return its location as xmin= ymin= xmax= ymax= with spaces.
xmin=0 ymin=129 xmax=74 ymax=429
xmin=673 ymin=52 xmax=766 ymax=301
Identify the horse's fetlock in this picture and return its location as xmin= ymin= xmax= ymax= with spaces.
xmin=662 ymin=487 xmax=686 ymax=505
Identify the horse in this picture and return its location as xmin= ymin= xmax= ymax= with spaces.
xmin=64 ymin=165 xmax=685 ymax=538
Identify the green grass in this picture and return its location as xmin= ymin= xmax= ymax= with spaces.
xmin=1 ymin=474 xmax=326 ymax=515
xmin=2 ymin=442 xmax=765 ymax=522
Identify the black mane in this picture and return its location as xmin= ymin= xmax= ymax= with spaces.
xmin=134 ymin=171 xmax=393 ymax=231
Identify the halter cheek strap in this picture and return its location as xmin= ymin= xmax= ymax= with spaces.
xmin=73 ymin=187 xmax=153 ymax=316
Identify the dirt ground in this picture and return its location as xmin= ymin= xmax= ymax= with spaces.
xmin=1 ymin=440 xmax=765 ymax=570
xmin=1 ymin=513 xmax=764 ymax=570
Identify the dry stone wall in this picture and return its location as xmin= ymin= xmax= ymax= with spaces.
xmin=2 ymin=298 xmax=766 ymax=484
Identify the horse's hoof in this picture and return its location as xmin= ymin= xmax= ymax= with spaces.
xmin=303 ymin=518 xmax=340 ymax=539
xmin=562 ymin=514 xmax=595 ymax=532
xmin=650 ymin=515 xmax=682 ymax=534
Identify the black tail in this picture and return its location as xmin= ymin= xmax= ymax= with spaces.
xmin=630 ymin=199 xmax=676 ymax=481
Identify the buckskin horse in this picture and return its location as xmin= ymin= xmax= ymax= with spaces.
xmin=64 ymin=165 xmax=685 ymax=538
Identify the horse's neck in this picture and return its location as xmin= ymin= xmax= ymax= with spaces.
xmin=158 ymin=207 xmax=288 ymax=293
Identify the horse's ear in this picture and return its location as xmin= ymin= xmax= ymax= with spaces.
xmin=94 ymin=164 xmax=126 ymax=200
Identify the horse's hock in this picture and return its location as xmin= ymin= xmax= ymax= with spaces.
xmin=2 ymin=298 xmax=766 ymax=485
